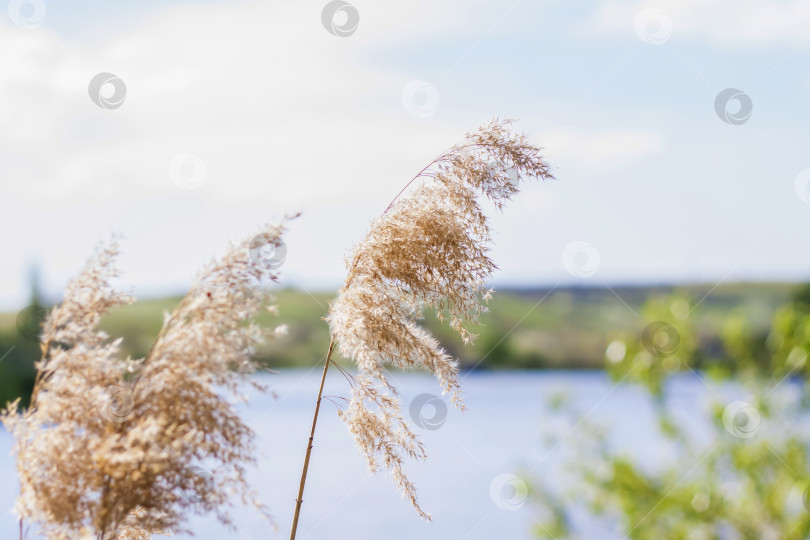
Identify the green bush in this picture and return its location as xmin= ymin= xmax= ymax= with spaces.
xmin=534 ymin=287 xmax=810 ymax=539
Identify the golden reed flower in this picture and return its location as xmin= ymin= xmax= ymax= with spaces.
xmin=2 ymin=222 xmax=292 ymax=539
xmin=322 ymin=118 xmax=553 ymax=521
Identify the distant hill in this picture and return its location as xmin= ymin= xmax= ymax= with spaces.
xmin=0 ymin=282 xmax=800 ymax=408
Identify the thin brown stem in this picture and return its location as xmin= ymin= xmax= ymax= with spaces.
xmin=382 ymin=152 xmax=447 ymax=215
xmin=381 ymin=142 xmax=495 ymax=216
xmin=288 ymin=337 xmax=336 ymax=540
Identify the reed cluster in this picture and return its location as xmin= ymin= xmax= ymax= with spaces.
xmin=2 ymin=223 xmax=291 ymax=539
xmin=3 ymin=119 xmax=552 ymax=539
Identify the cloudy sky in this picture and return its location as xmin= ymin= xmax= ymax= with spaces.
xmin=1 ymin=0 xmax=809 ymax=309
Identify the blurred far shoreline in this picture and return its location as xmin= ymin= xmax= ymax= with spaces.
xmin=0 ymin=281 xmax=804 ymax=408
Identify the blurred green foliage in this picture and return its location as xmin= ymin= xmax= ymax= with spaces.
xmin=534 ymin=285 xmax=810 ymax=539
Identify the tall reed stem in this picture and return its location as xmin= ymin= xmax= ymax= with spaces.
xmin=288 ymin=337 xmax=335 ymax=540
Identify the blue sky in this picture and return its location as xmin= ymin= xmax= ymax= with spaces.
xmin=1 ymin=0 xmax=809 ymax=309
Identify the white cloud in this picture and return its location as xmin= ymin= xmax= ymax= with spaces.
xmin=0 ymin=1 xmax=461 ymax=209
xmin=3 ymin=0 xmax=574 ymax=308
xmin=588 ymin=0 xmax=810 ymax=47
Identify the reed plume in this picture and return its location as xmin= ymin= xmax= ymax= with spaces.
xmin=290 ymin=118 xmax=553 ymax=534
xmin=2 ymin=222 xmax=291 ymax=539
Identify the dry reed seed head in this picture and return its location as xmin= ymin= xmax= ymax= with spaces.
xmin=1 ymin=221 xmax=292 ymax=539
xmin=328 ymin=118 xmax=552 ymax=518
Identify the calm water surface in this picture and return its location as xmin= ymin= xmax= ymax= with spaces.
xmin=0 ymin=370 xmax=715 ymax=539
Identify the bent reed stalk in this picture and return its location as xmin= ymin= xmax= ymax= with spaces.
xmin=288 ymin=118 xmax=553 ymax=538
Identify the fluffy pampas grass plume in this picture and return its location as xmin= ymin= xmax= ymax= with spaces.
xmin=289 ymin=118 xmax=553 ymax=536
xmin=2 ymin=221 xmax=292 ymax=539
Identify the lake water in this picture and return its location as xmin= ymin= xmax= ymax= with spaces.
xmin=0 ymin=370 xmax=717 ymax=539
